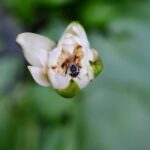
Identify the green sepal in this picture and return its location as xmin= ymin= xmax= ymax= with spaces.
xmin=56 ymin=80 xmax=80 ymax=98
xmin=90 ymin=56 xmax=103 ymax=78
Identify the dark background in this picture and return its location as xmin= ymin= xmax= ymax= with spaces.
xmin=0 ymin=0 xmax=150 ymax=150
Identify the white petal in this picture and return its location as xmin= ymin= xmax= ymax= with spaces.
xmin=74 ymin=76 xmax=89 ymax=89
xmin=65 ymin=22 xmax=89 ymax=47
xmin=82 ymin=47 xmax=94 ymax=61
xmin=58 ymin=33 xmax=78 ymax=53
xmin=62 ymin=22 xmax=94 ymax=60
xmin=16 ymin=33 xmax=56 ymax=67
xmin=48 ymin=46 xmax=62 ymax=66
xmin=62 ymin=33 xmax=76 ymax=45
xmin=86 ymin=64 xmax=94 ymax=80
xmin=48 ymin=69 xmax=71 ymax=89
xmin=74 ymin=65 xmax=94 ymax=89
xmin=39 ymin=49 xmax=49 ymax=68
xmin=80 ymin=55 xmax=94 ymax=78
xmin=28 ymin=66 xmax=50 ymax=87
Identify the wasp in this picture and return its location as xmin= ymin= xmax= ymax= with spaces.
xmin=61 ymin=55 xmax=81 ymax=78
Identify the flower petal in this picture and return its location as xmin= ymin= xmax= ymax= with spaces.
xmin=39 ymin=49 xmax=49 ymax=68
xmin=48 ymin=68 xmax=71 ymax=89
xmin=16 ymin=33 xmax=56 ymax=67
xmin=74 ymin=66 xmax=93 ymax=89
xmin=63 ymin=22 xmax=94 ymax=60
xmin=58 ymin=33 xmax=79 ymax=54
xmin=48 ymin=46 xmax=62 ymax=66
xmin=28 ymin=66 xmax=50 ymax=87
xmin=65 ymin=22 xmax=89 ymax=47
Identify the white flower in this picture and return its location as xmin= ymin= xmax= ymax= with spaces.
xmin=16 ymin=22 xmax=103 ymax=98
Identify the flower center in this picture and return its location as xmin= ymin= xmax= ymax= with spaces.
xmin=51 ymin=45 xmax=84 ymax=75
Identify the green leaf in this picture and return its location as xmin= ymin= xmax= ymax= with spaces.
xmin=0 ymin=56 xmax=22 ymax=94
xmin=81 ymin=2 xmax=118 ymax=27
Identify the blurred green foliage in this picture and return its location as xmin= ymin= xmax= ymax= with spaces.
xmin=0 ymin=0 xmax=150 ymax=150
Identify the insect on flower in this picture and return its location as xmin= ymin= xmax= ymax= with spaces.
xmin=68 ymin=63 xmax=80 ymax=78
xmin=61 ymin=53 xmax=81 ymax=78
xmin=16 ymin=21 xmax=103 ymax=98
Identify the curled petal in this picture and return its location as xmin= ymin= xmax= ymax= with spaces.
xmin=48 ymin=68 xmax=71 ymax=89
xmin=63 ymin=22 xmax=94 ymax=61
xmin=28 ymin=66 xmax=51 ymax=87
xmin=16 ymin=33 xmax=56 ymax=67
xmin=74 ymin=75 xmax=89 ymax=89
xmin=39 ymin=49 xmax=49 ymax=68
xmin=64 ymin=22 xmax=89 ymax=47
xmin=74 ymin=66 xmax=93 ymax=89
xmin=48 ymin=46 xmax=62 ymax=66
xmin=60 ymin=34 xmax=77 ymax=53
